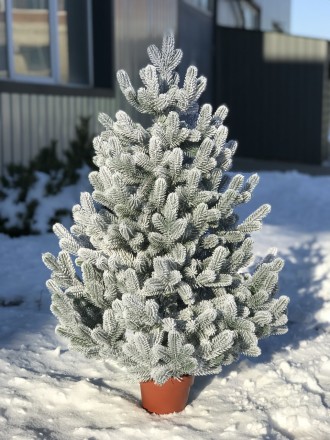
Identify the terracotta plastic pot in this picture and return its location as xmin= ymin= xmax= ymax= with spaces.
xmin=140 ymin=375 xmax=194 ymax=414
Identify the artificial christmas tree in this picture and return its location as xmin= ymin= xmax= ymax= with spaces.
xmin=42 ymin=33 xmax=289 ymax=414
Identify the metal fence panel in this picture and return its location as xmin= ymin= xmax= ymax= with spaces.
xmin=215 ymin=27 xmax=329 ymax=164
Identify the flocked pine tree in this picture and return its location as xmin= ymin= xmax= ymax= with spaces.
xmin=42 ymin=33 xmax=289 ymax=386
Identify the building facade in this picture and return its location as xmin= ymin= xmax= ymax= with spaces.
xmin=1 ymin=0 xmax=329 ymax=171
xmin=0 ymin=0 xmax=180 ymax=174
xmin=0 ymin=0 xmax=216 ymax=174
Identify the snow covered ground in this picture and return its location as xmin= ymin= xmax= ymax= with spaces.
xmin=0 ymin=170 xmax=330 ymax=440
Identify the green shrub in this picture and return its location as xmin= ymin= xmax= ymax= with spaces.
xmin=0 ymin=117 xmax=94 ymax=237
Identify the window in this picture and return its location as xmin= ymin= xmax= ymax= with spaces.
xmin=0 ymin=0 xmax=113 ymax=92
xmin=217 ymin=0 xmax=260 ymax=30
xmin=0 ymin=0 xmax=9 ymax=78
xmin=184 ymin=0 xmax=214 ymax=13
xmin=240 ymin=0 xmax=260 ymax=30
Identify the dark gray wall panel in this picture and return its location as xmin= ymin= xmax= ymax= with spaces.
xmin=215 ymin=27 xmax=328 ymax=164
xmin=178 ymin=1 xmax=214 ymax=104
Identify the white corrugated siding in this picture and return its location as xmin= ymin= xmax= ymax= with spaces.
xmin=0 ymin=93 xmax=117 ymax=172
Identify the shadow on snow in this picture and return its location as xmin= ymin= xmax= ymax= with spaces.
xmin=190 ymin=237 xmax=329 ymax=403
